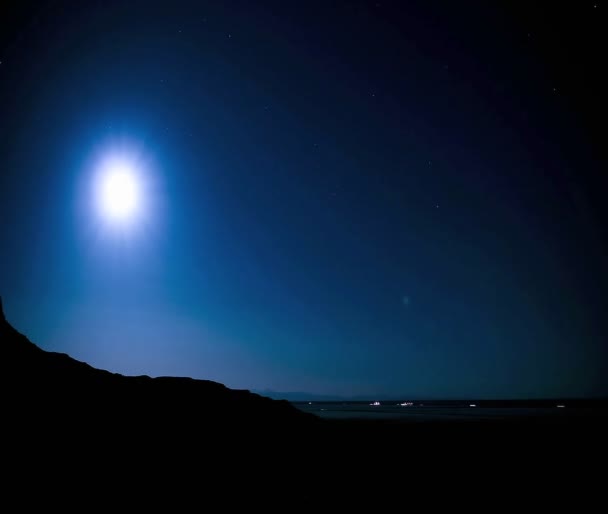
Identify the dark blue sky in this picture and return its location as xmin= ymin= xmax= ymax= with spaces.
xmin=1 ymin=1 xmax=606 ymax=398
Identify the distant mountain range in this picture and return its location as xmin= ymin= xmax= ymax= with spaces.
xmin=255 ymin=390 xmax=402 ymax=402
xmin=254 ymin=390 xmax=351 ymax=401
xmin=256 ymin=389 xmax=608 ymax=408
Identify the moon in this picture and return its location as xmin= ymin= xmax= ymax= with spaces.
xmin=96 ymin=158 xmax=141 ymax=223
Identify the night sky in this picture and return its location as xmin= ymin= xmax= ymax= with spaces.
xmin=1 ymin=1 xmax=606 ymax=398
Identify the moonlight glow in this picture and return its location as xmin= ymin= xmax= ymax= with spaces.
xmin=96 ymin=158 xmax=141 ymax=223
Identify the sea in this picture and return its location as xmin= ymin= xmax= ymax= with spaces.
xmin=291 ymin=399 xmax=607 ymax=422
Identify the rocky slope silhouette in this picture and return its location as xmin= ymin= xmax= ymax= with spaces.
xmin=1 ymin=297 xmax=318 ymax=446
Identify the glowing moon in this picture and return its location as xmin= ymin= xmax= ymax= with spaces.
xmin=97 ymin=159 xmax=140 ymax=222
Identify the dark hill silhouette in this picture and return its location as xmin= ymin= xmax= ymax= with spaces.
xmin=1 ymin=296 xmax=318 ymax=445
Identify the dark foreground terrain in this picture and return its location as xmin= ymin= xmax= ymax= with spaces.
xmin=3 ymin=296 xmax=607 ymax=472
xmin=2 ymin=298 xmax=317 ymax=435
